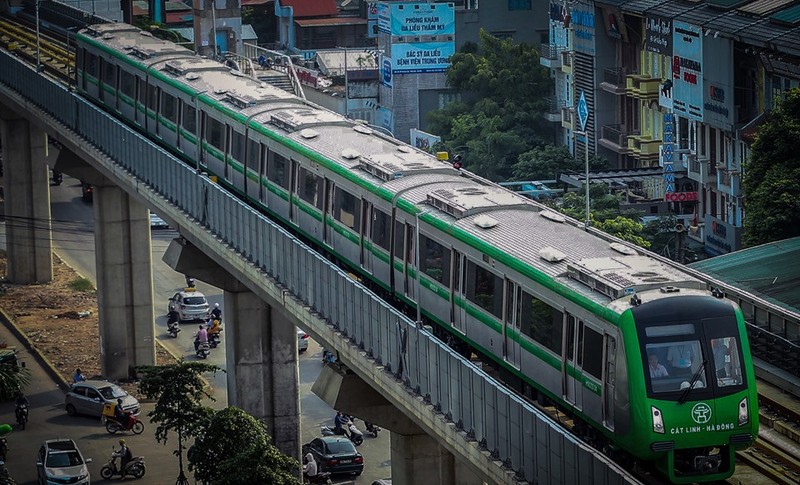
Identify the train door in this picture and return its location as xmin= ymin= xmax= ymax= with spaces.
xmin=258 ymin=143 xmax=269 ymax=207
xmin=323 ymin=179 xmax=333 ymax=246
xmin=361 ymin=202 xmax=373 ymax=274
xmin=562 ymin=314 xmax=580 ymax=409
xmin=224 ymin=125 xmax=232 ymax=181
xmin=503 ymin=281 xmax=521 ymax=369
xmin=404 ymin=223 xmax=416 ymax=302
xmin=451 ymin=250 xmax=466 ymax=333
xmin=603 ymin=334 xmax=617 ymax=431
xmin=288 ymin=159 xmax=298 ymax=222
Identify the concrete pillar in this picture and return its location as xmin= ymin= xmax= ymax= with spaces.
xmin=0 ymin=113 xmax=53 ymax=283
xmin=94 ymin=183 xmax=156 ymax=379
xmin=225 ymin=290 xmax=300 ymax=459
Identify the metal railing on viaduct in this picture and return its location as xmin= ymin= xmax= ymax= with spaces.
xmin=0 ymin=50 xmax=639 ymax=484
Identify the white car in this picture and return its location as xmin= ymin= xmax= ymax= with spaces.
xmin=149 ymin=212 xmax=169 ymax=229
xmin=297 ymin=329 xmax=309 ymax=352
xmin=169 ymin=289 xmax=210 ymax=322
xmin=36 ymin=439 xmax=92 ymax=485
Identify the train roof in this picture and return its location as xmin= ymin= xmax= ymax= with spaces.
xmin=81 ymin=24 xmax=193 ymax=63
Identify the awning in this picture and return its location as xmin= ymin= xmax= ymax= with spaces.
xmin=295 ymin=17 xmax=368 ymax=27
xmin=559 ymin=167 xmax=667 ymax=188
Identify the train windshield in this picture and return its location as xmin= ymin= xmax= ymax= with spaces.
xmin=640 ymin=318 xmax=745 ymax=399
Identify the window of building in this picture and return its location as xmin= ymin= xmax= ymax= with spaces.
xmin=519 ymin=291 xmax=563 ymax=355
xmin=678 ymin=116 xmax=689 ymax=150
xmin=438 ymin=91 xmax=461 ymax=109
xmin=182 ymin=103 xmax=196 ymax=134
xmin=466 ymin=261 xmax=503 ymax=318
xmin=269 ymin=152 xmax=290 ymax=189
xmin=230 ymin=130 xmax=245 ymax=162
xmin=161 ymin=93 xmax=178 ymax=124
xmin=120 ymin=71 xmax=135 ymax=99
xmin=581 ymin=324 xmax=603 ymax=379
xmin=334 ymin=187 xmax=360 ymax=232
xmin=419 ymin=235 xmax=451 ymax=287
xmin=508 ymin=0 xmax=531 ymax=9
xmin=709 ymin=128 xmax=718 ymax=176
xmin=465 ymin=0 xmax=478 ymax=9
xmin=371 ymin=208 xmax=391 ymax=252
xmin=298 ymin=167 xmax=323 ymax=210
xmin=206 ymin=116 xmax=225 ymax=151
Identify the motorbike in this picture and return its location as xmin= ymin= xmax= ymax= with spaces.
xmin=303 ymin=471 xmax=332 ymax=484
xmin=321 ymin=349 xmax=336 ymax=364
xmin=0 ymin=438 xmax=7 ymax=462
xmin=0 ymin=460 xmax=14 ymax=484
xmin=14 ymin=404 xmax=27 ymax=430
xmin=105 ymin=414 xmax=145 ymax=435
xmin=100 ymin=447 xmax=146 ymax=480
xmin=209 ymin=331 xmax=221 ymax=349
xmin=364 ymin=421 xmax=380 ymax=438
xmin=185 ymin=276 xmax=196 ymax=288
xmin=167 ymin=320 xmax=181 ymax=338
xmin=196 ymin=340 xmax=210 ymax=359
xmin=321 ymin=419 xmax=363 ymax=446
xmin=51 ymin=170 xmax=62 ymax=186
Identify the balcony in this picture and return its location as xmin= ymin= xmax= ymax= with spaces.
xmin=540 ymin=44 xmax=563 ymax=69
xmin=627 ymin=135 xmax=662 ymax=162
xmin=561 ymin=106 xmax=573 ymax=129
xmin=626 ymin=74 xmax=660 ymax=100
xmin=600 ymin=68 xmax=627 ymax=95
xmin=544 ymin=97 xmax=562 ymax=123
xmin=598 ymin=124 xmax=632 ymax=154
xmin=685 ymin=154 xmax=709 ymax=185
xmin=560 ymin=51 xmax=572 ymax=75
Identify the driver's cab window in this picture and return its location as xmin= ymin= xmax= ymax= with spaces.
xmin=643 ymin=323 xmax=708 ymax=394
xmin=712 ymin=337 xmax=742 ymax=387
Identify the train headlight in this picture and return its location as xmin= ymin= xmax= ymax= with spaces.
xmin=738 ymin=397 xmax=749 ymax=426
xmin=652 ymin=406 xmax=665 ymax=434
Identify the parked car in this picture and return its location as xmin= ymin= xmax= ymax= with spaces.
xmin=297 ymin=329 xmax=309 ymax=353
xmin=149 ymin=211 xmax=169 ymax=229
xmin=168 ymin=288 xmax=210 ymax=322
xmin=36 ymin=439 xmax=92 ymax=485
xmin=302 ymin=436 xmax=363 ymax=476
xmin=65 ymin=379 xmax=140 ymax=418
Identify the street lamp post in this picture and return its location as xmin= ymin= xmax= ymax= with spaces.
xmin=575 ymin=89 xmax=591 ymax=228
xmin=35 ymin=0 xmax=41 ymax=72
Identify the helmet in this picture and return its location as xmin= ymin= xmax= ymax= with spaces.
xmin=215 ymin=303 xmax=220 ymax=308
xmin=117 ymin=398 xmax=123 ymax=404
xmin=199 ymin=324 xmax=204 ymax=329
xmin=119 ymin=439 xmax=125 ymax=445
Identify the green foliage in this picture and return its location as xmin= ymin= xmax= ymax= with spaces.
xmin=642 ymin=215 xmax=680 ymax=257
xmin=744 ymin=89 xmax=800 ymax=246
xmin=0 ymin=352 xmax=31 ymax=400
xmin=512 ymin=145 xmax=610 ymax=181
xmin=189 ymin=407 xmax=300 ymax=485
xmin=427 ymin=30 xmax=554 ymax=180
xmin=557 ymin=185 xmax=625 ymax=223
xmin=136 ymin=361 xmax=222 ymax=444
xmin=68 ymin=277 xmax=94 ymax=293
xmin=594 ymin=216 xmax=651 ymax=249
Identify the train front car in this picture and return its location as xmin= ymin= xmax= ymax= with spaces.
xmin=619 ymin=290 xmax=758 ymax=483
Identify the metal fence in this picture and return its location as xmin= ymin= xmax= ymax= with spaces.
xmin=0 ymin=50 xmax=640 ymax=484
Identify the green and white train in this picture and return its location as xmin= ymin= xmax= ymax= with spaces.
xmin=74 ymin=23 xmax=758 ymax=483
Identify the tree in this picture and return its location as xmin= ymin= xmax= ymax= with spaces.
xmin=426 ymin=30 xmax=554 ymax=180
xmin=137 ymin=361 xmax=222 ymax=485
xmin=188 ymin=407 xmax=299 ymax=485
xmin=594 ymin=216 xmax=651 ymax=249
xmin=0 ymin=351 xmax=30 ymax=401
xmin=744 ymin=88 xmax=800 ymax=246
xmin=511 ymin=145 xmax=610 ymax=181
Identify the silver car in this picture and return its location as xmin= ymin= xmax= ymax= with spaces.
xmin=168 ymin=289 xmax=210 ymax=322
xmin=65 ymin=380 xmax=140 ymax=417
xmin=36 ymin=439 xmax=92 ymax=485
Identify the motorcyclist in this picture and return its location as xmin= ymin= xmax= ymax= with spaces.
xmin=114 ymin=439 xmax=132 ymax=471
xmin=194 ymin=324 xmax=208 ymax=351
xmin=15 ymin=391 xmax=29 ymax=422
xmin=207 ymin=318 xmax=221 ymax=338
xmin=167 ymin=309 xmax=179 ymax=326
xmin=114 ymin=398 xmax=129 ymax=429
xmin=333 ymin=411 xmax=349 ymax=437
xmin=210 ymin=302 xmax=222 ymax=321
xmin=73 ymin=368 xmax=86 ymax=383
xmin=303 ymin=452 xmax=318 ymax=478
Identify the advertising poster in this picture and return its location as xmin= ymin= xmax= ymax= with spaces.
xmin=410 ymin=128 xmax=441 ymax=152
xmin=570 ymin=2 xmax=595 ymax=55
xmin=381 ymin=55 xmax=393 ymax=88
xmin=377 ymin=2 xmax=390 ymax=34
xmin=672 ymin=21 xmax=703 ymax=121
xmin=645 ymin=16 xmax=672 ymax=55
xmin=391 ymin=42 xmax=455 ymax=73
xmin=702 ymin=36 xmax=734 ymax=131
xmin=367 ymin=3 xmax=379 ymax=38
xmin=389 ymin=2 xmax=455 ymax=36
xmin=601 ymin=6 xmax=628 ymax=42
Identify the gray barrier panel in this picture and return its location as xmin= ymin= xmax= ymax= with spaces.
xmin=0 ymin=52 xmax=641 ymax=485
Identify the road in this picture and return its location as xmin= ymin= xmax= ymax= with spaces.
xmin=44 ymin=176 xmax=393 ymax=483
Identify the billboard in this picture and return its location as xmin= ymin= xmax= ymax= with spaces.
xmin=410 ymin=128 xmax=441 ymax=152
xmin=380 ymin=55 xmax=393 ymax=87
xmin=367 ymin=2 xmax=379 ymax=38
xmin=570 ymin=2 xmax=595 ymax=55
xmin=702 ymin=36 xmax=734 ymax=131
xmin=378 ymin=2 xmax=455 ymax=36
xmin=645 ymin=16 xmax=672 ymax=55
xmin=391 ymin=42 xmax=455 ymax=73
xmin=672 ymin=21 xmax=703 ymax=121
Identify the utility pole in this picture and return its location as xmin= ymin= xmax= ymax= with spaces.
xmin=35 ymin=0 xmax=41 ymax=72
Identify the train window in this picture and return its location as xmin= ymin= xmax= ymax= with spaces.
xmin=103 ymin=61 xmax=116 ymax=88
xmin=138 ymin=78 xmax=147 ymax=105
xmin=371 ymin=209 xmax=391 ymax=251
xmin=298 ymin=167 xmax=323 ymax=210
xmin=120 ymin=71 xmax=135 ymax=99
xmin=711 ymin=337 xmax=742 ymax=387
xmin=466 ymin=261 xmax=502 ymax=318
xmin=246 ymin=139 xmax=260 ymax=172
xmin=581 ymin=326 xmax=603 ymax=379
xmin=519 ymin=291 xmax=563 ymax=355
xmin=269 ymin=153 xmax=290 ymax=189
xmin=419 ymin=235 xmax=451 ymax=287
xmin=394 ymin=220 xmax=405 ymax=259
xmin=182 ymin=104 xmax=196 ymax=134
xmin=162 ymin=93 xmax=178 ymax=124
xmin=86 ymin=52 xmax=98 ymax=78
xmin=206 ymin=117 xmax=225 ymax=151
xmin=147 ymin=86 xmax=158 ymax=112
xmin=333 ymin=187 xmax=361 ymax=232
xmin=230 ymin=130 xmax=245 ymax=161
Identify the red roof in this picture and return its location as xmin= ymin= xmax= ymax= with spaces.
xmin=280 ymin=0 xmax=337 ymax=18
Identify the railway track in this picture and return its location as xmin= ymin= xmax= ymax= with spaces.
xmin=0 ymin=14 xmax=74 ymax=80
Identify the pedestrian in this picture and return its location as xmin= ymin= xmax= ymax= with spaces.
xmin=73 ymin=368 xmax=86 ymax=383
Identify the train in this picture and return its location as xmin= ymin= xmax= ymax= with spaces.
xmin=72 ymin=23 xmax=758 ymax=483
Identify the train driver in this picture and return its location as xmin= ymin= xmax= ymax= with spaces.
xmin=648 ymin=354 xmax=669 ymax=378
